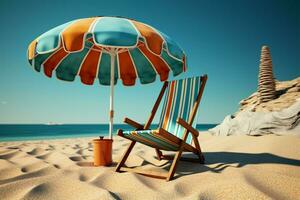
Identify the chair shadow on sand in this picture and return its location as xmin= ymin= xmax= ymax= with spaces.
xmin=76 ymin=151 xmax=300 ymax=181
xmin=172 ymin=151 xmax=300 ymax=179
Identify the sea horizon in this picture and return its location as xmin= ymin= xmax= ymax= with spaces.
xmin=0 ymin=123 xmax=217 ymax=142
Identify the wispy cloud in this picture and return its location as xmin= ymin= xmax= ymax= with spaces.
xmin=1 ymin=101 xmax=7 ymax=105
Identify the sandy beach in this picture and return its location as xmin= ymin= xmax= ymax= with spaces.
xmin=0 ymin=132 xmax=299 ymax=200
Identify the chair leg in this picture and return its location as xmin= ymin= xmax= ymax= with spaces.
xmin=192 ymin=135 xmax=205 ymax=164
xmin=115 ymin=141 xmax=136 ymax=172
xmin=166 ymin=145 xmax=184 ymax=181
xmin=199 ymin=153 xmax=205 ymax=163
xmin=155 ymin=149 xmax=162 ymax=160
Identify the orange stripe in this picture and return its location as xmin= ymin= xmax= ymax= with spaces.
xmin=79 ymin=47 xmax=101 ymax=85
xmin=62 ymin=17 xmax=97 ymax=52
xmin=162 ymin=82 xmax=175 ymax=129
xmin=28 ymin=40 xmax=37 ymax=60
xmin=138 ymin=43 xmax=170 ymax=81
xmin=118 ymin=50 xmax=137 ymax=86
xmin=43 ymin=48 xmax=68 ymax=77
xmin=131 ymin=20 xmax=163 ymax=55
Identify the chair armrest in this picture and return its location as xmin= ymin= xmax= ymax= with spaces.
xmin=124 ymin=117 xmax=144 ymax=130
xmin=176 ymin=118 xmax=199 ymax=137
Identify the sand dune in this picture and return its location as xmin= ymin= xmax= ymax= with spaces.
xmin=0 ymin=133 xmax=300 ymax=200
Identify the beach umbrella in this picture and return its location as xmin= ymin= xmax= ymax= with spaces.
xmin=27 ymin=16 xmax=187 ymax=139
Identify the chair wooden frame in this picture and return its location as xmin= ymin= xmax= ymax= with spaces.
xmin=115 ymin=75 xmax=208 ymax=181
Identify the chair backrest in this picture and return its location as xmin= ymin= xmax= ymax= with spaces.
xmin=159 ymin=76 xmax=206 ymax=144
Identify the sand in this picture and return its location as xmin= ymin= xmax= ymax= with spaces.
xmin=0 ymin=132 xmax=300 ymax=200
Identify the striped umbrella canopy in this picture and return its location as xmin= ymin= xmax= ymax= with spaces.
xmin=27 ymin=16 xmax=187 ymax=139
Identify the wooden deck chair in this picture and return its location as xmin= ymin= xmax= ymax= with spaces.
xmin=115 ymin=75 xmax=208 ymax=181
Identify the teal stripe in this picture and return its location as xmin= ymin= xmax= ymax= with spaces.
xmin=129 ymin=48 xmax=156 ymax=84
xmin=161 ymin=50 xmax=183 ymax=76
xmin=33 ymin=52 xmax=53 ymax=72
xmin=97 ymin=52 xmax=118 ymax=85
xmin=93 ymin=17 xmax=138 ymax=47
xmin=36 ymin=21 xmax=74 ymax=53
xmin=55 ymin=43 xmax=91 ymax=81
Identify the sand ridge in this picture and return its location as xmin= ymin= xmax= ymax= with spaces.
xmin=0 ymin=133 xmax=300 ymax=199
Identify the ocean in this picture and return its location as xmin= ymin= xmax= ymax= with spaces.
xmin=0 ymin=124 xmax=217 ymax=142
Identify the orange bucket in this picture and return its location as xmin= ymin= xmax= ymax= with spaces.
xmin=93 ymin=137 xmax=113 ymax=166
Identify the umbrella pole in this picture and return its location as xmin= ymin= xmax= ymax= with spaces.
xmin=109 ymin=51 xmax=115 ymax=139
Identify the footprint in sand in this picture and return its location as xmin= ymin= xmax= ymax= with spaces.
xmin=27 ymin=147 xmax=47 ymax=156
xmin=0 ymin=150 xmax=23 ymax=160
xmin=7 ymin=146 xmax=19 ymax=150
xmin=53 ymin=164 xmax=61 ymax=169
xmin=69 ymin=156 xmax=84 ymax=162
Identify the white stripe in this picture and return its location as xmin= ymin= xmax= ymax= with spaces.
xmin=32 ymin=58 xmax=35 ymax=69
xmin=95 ymin=51 xmax=102 ymax=80
xmin=116 ymin=53 xmax=121 ymax=79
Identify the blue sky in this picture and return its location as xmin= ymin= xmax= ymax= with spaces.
xmin=0 ymin=0 xmax=299 ymax=124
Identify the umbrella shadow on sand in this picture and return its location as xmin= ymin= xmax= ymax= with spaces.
xmin=173 ymin=151 xmax=300 ymax=179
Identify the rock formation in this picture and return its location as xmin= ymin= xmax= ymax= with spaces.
xmin=258 ymin=46 xmax=276 ymax=103
xmin=209 ymin=77 xmax=300 ymax=136
xmin=239 ymin=77 xmax=300 ymax=113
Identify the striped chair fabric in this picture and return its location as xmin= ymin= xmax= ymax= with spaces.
xmin=123 ymin=76 xmax=202 ymax=151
